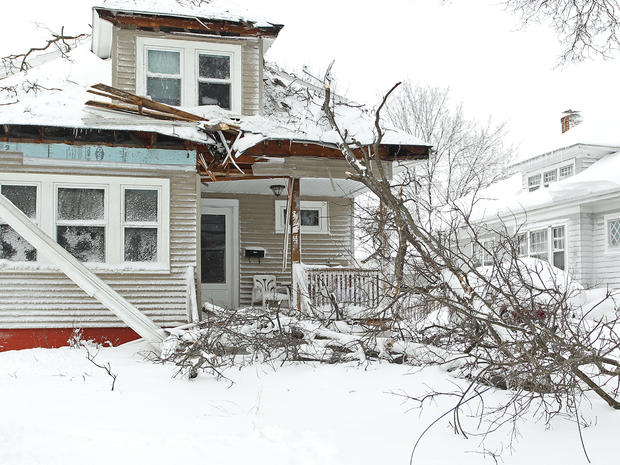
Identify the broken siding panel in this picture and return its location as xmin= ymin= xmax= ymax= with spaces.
xmin=0 ymin=157 xmax=198 ymax=329
xmin=204 ymin=193 xmax=355 ymax=306
xmin=112 ymin=28 xmax=261 ymax=115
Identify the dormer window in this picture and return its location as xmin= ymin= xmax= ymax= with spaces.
xmin=543 ymin=169 xmax=557 ymax=186
xmin=146 ymin=49 xmax=182 ymax=106
xmin=136 ymin=37 xmax=242 ymax=112
xmin=528 ymin=174 xmax=541 ymax=192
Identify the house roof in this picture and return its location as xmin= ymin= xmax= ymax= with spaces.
xmin=94 ymin=0 xmax=281 ymax=30
xmin=467 ymin=149 xmax=620 ymax=222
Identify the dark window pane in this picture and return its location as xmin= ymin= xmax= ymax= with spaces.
xmin=124 ymin=228 xmax=157 ymax=262
xmin=57 ymin=226 xmax=105 ymax=262
xmin=2 ymin=185 xmax=36 ymax=218
xmin=147 ymin=77 xmax=181 ymax=106
xmin=125 ymin=189 xmax=158 ymax=222
xmin=57 ymin=188 xmax=104 ymax=221
xmin=201 ymin=214 xmax=226 ymax=283
xmin=198 ymin=54 xmax=230 ymax=79
xmin=198 ymin=82 xmax=230 ymax=109
xmin=301 ymin=209 xmax=319 ymax=226
xmin=0 ymin=225 xmax=36 ymax=261
xmin=553 ymin=251 xmax=565 ymax=270
xmin=147 ymin=49 xmax=180 ymax=74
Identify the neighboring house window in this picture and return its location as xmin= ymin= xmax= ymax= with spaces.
xmin=559 ymin=165 xmax=574 ymax=179
xmin=608 ymin=218 xmax=620 ymax=249
xmin=552 ymin=226 xmax=565 ymax=270
xmin=0 ymin=173 xmax=170 ymax=269
xmin=528 ymin=174 xmax=541 ymax=192
xmin=275 ymin=200 xmax=329 ymax=234
xmin=543 ymin=169 xmax=557 ymax=186
xmin=517 ymin=233 xmax=527 ymax=257
xmin=145 ymin=48 xmax=182 ymax=106
xmin=137 ymin=37 xmax=242 ymax=112
xmin=56 ymin=187 xmax=107 ymax=263
xmin=529 ymin=229 xmax=548 ymax=261
xmin=0 ymin=184 xmax=39 ymax=261
xmin=473 ymin=240 xmax=494 ymax=266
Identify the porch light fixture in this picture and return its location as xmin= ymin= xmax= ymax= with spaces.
xmin=270 ymin=184 xmax=286 ymax=197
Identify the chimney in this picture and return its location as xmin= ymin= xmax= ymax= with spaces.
xmin=561 ymin=109 xmax=583 ymax=134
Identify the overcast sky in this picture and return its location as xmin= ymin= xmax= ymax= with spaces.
xmin=255 ymin=0 xmax=620 ymax=160
xmin=4 ymin=0 xmax=620 ymax=161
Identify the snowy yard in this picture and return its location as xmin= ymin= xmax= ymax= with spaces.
xmin=1 ymin=341 xmax=618 ymax=465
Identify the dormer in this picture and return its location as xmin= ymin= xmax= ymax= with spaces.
xmin=91 ymin=3 xmax=283 ymax=116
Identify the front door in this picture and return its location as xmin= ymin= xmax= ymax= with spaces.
xmin=200 ymin=200 xmax=238 ymax=308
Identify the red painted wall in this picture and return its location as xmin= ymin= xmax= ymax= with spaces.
xmin=0 ymin=328 xmax=141 ymax=351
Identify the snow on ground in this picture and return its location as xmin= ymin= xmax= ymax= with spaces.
xmin=1 ymin=341 xmax=618 ymax=465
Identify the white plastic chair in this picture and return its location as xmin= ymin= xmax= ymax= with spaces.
xmin=251 ymin=275 xmax=290 ymax=309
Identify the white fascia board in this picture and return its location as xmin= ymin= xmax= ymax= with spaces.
xmin=92 ymin=9 xmax=113 ymax=59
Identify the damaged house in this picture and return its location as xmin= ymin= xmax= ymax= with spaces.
xmin=0 ymin=0 xmax=429 ymax=350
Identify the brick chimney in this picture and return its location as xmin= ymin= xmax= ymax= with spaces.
xmin=561 ymin=109 xmax=583 ymax=134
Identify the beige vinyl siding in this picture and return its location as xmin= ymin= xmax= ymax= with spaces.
xmin=203 ymin=193 xmax=355 ymax=306
xmin=112 ymin=27 xmax=262 ymax=115
xmin=0 ymin=150 xmax=198 ymax=329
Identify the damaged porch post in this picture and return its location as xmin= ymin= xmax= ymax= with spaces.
xmin=290 ymin=177 xmax=302 ymax=310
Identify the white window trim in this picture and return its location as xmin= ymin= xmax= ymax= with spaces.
xmin=525 ymin=159 xmax=576 ymax=191
xmin=54 ymin=183 xmax=109 ymax=264
xmin=275 ymin=200 xmax=329 ymax=234
xmin=121 ymin=185 xmax=163 ymax=263
xmin=604 ymin=213 xmax=620 ymax=254
xmin=136 ymin=37 xmax=242 ymax=113
xmin=516 ymin=223 xmax=568 ymax=269
xmin=0 ymin=173 xmax=170 ymax=272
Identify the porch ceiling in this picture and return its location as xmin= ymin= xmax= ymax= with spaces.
xmin=200 ymin=177 xmax=366 ymax=198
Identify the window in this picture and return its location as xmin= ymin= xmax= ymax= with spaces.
xmin=517 ymin=233 xmax=527 ymax=257
xmin=56 ymin=187 xmax=106 ymax=263
xmin=275 ymin=200 xmax=329 ymax=234
xmin=529 ymin=229 xmax=548 ymax=261
xmin=528 ymin=174 xmax=541 ymax=192
xmin=145 ymin=48 xmax=182 ymax=106
xmin=543 ymin=169 xmax=557 ymax=186
xmin=137 ymin=37 xmax=242 ymax=112
xmin=0 ymin=184 xmax=38 ymax=261
xmin=122 ymin=188 xmax=160 ymax=262
xmin=552 ymin=226 xmax=565 ymax=270
xmin=473 ymin=240 xmax=494 ymax=266
xmin=198 ymin=53 xmax=232 ymax=109
xmin=608 ymin=218 xmax=620 ymax=249
xmin=559 ymin=165 xmax=574 ymax=179
xmin=0 ymin=173 xmax=169 ymax=270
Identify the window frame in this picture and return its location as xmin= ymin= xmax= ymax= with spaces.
xmin=528 ymin=174 xmax=541 ymax=192
xmin=0 ymin=173 xmax=170 ymax=272
xmin=605 ymin=214 xmax=620 ymax=253
xmin=144 ymin=46 xmax=184 ymax=107
xmin=195 ymin=50 xmax=234 ymax=109
xmin=136 ymin=37 xmax=242 ymax=112
xmin=543 ymin=169 xmax=557 ymax=186
xmin=54 ymin=183 xmax=109 ymax=264
xmin=0 ymin=181 xmax=41 ymax=263
xmin=513 ymin=223 xmax=568 ymax=269
xmin=121 ymin=185 xmax=163 ymax=263
xmin=274 ymin=200 xmax=329 ymax=234
xmin=559 ymin=164 xmax=574 ymax=179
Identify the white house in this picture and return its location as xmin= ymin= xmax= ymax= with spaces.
xmin=0 ymin=0 xmax=430 ymax=350
xmin=468 ymin=110 xmax=620 ymax=289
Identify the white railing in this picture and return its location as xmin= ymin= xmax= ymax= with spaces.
xmin=306 ymin=267 xmax=380 ymax=308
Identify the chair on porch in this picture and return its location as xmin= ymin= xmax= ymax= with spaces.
xmin=251 ymin=275 xmax=290 ymax=309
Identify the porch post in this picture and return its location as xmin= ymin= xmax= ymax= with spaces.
xmin=290 ymin=177 xmax=302 ymax=310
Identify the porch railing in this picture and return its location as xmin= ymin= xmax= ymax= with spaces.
xmin=306 ymin=267 xmax=380 ymax=308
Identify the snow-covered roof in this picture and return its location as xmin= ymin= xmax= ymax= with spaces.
xmin=94 ymin=0 xmax=280 ymax=28
xmin=469 ymin=149 xmax=620 ymax=221
xmin=0 ymin=38 xmax=429 ymax=154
